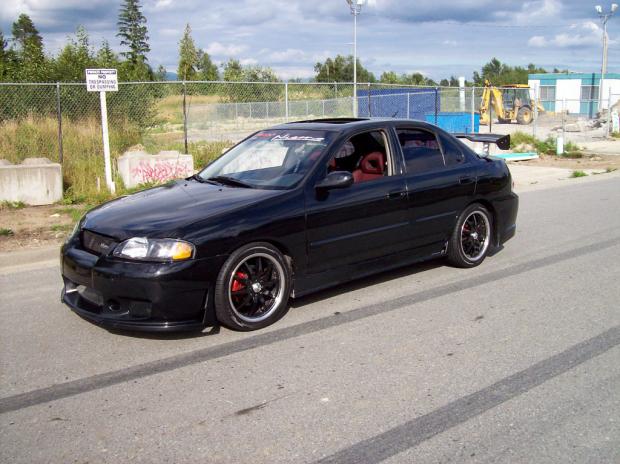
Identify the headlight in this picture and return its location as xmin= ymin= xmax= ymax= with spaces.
xmin=113 ymin=237 xmax=195 ymax=261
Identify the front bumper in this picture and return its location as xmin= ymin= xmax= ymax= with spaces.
xmin=60 ymin=238 xmax=226 ymax=332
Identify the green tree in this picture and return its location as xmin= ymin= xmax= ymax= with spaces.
xmin=10 ymin=14 xmax=49 ymax=81
xmin=0 ymin=30 xmax=17 ymax=80
xmin=154 ymin=64 xmax=167 ymax=81
xmin=474 ymin=58 xmax=547 ymax=86
xmin=197 ymin=49 xmax=219 ymax=81
xmin=53 ymin=26 xmax=97 ymax=81
xmin=96 ymin=40 xmax=120 ymax=68
xmin=177 ymin=24 xmax=198 ymax=80
xmin=379 ymin=71 xmax=400 ymax=84
xmin=222 ymin=58 xmax=244 ymax=81
xmin=117 ymin=0 xmax=150 ymax=63
xmin=117 ymin=0 xmax=151 ymax=80
xmin=314 ymin=55 xmax=375 ymax=83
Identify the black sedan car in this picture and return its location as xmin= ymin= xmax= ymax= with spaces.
xmin=61 ymin=118 xmax=518 ymax=332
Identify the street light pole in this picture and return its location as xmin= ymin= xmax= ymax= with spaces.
xmin=596 ymin=4 xmax=618 ymax=112
xmin=346 ymin=0 xmax=366 ymax=117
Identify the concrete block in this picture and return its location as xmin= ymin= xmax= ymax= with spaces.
xmin=0 ymin=158 xmax=62 ymax=205
xmin=0 ymin=159 xmax=13 ymax=166
xmin=117 ymin=150 xmax=194 ymax=188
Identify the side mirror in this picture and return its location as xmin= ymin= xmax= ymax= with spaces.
xmin=315 ymin=171 xmax=354 ymax=191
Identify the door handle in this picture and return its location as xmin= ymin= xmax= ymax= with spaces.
xmin=459 ymin=176 xmax=475 ymax=185
xmin=387 ymin=190 xmax=407 ymax=200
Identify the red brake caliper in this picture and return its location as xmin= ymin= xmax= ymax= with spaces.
xmin=231 ymin=272 xmax=248 ymax=293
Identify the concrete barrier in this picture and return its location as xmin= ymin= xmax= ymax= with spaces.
xmin=117 ymin=150 xmax=194 ymax=188
xmin=0 ymin=158 xmax=63 ymax=205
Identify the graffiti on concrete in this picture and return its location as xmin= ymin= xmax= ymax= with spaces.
xmin=130 ymin=160 xmax=192 ymax=184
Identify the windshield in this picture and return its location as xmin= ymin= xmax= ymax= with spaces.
xmin=197 ymin=129 xmax=334 ymax=189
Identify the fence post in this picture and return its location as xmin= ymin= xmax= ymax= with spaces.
xmin=334 ymin=82 xmax=338 ymax=99
xmin=182 ymin=81 xmax=188 ymax=154
xmin=322 ymin=99 xmax=325 ymax=117
xmin=266 ymin=101 xmax=269 ymax=119
xmin=55 ymin=82 xmax=64 ymax=165
xmin=471 ymin=87 xmax=475 ymax=133
xmin=285 ymin=82 xmax=289 ymax=121
xmin=608 ymin=87 xmax=613 ymax=138
xmin=407 ymin=93 xmax=410 ymax=119
xmin=434 ymin=87 xmax=439 ymax=125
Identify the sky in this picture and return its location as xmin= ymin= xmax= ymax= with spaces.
xmin=0 ymin=0 xmax=618 ymax=81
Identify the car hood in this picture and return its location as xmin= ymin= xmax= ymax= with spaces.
xmin=81 ymin=180 xmax=286 ymax=240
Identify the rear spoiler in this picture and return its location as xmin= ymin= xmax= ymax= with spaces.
xmin=454 ymin=133 xmax=511 ymax=155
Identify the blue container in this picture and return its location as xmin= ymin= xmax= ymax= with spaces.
xmin=425 ymin=112 xmax=479 ymax=133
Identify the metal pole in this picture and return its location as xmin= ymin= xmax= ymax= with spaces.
xmin=407 ymin=92 xmax=410 ymax=119
xmin=285 ymin=82 xmax=289 ymax=121
xmin=608 ymin=86 xmax=613 ymax=137
xmin=434 ymin=87 xmax=439 ymax=125
xmin=182 ymin=81 xmax=188 ymax=154
xmin=471 ymin=87 xmax=475 ymax=133
xmin=55 ymin=82 xmax=64 ymax=165
xmin=99 ymin=91 xmax=115 ymax=193
xmin=599 ymin=19 xmax=608 ymax=112
xmin=353 ymin=12 xmax=358 ymax=117
xmin=367 ymin=82 xmax=371 ymax=117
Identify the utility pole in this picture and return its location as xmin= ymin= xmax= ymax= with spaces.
xmin=595 ymin=4 xmax=618 ymax=112
xmin=346 ymin=0 xmax=367 ymax=117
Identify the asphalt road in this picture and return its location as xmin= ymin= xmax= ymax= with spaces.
xmin=1 ymin=177 xmax=619 ymax=463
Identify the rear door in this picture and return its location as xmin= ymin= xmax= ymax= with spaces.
xmin=397 ymin=125 xmax=477 ymax=250
xmin=305 ymin=128 xmax=410 ymax=273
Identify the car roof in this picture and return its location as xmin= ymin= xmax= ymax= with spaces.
xmin=271 ymin=118 xmax=443 ymax=134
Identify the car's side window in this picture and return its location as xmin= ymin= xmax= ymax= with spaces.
xmin=326 ymin=130 xmax=392 ymax=184
xmin=438 ymin=133 xmax=466 ymax=167
xmin=396 ymin=129 xmax=445 ymax=173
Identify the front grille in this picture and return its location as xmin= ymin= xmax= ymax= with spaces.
xmin=82 ymin=230 xmax=118 ymax=256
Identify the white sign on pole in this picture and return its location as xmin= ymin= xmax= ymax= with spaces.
xmin=86 ymin=69 xmax=118 ymax=92
xmin=86 ymin=69 xmax=118 ymax=193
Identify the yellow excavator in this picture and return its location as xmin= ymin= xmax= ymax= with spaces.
xmin=479 ymin=80 xmax=545 ymax=125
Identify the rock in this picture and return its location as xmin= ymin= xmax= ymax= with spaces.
xmin=0 ymin=159 xmax=13 ymax=166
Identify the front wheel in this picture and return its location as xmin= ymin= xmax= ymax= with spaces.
xmin=447 ymin=204 xmax=493 ymax=268
xmin=214 ymin=243 xmax=292 ymax=331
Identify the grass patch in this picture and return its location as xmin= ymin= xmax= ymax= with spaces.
xmin=510 ymin=131 xmax=582 ymax=156
xmin=571 ymin=170 xmax=588 ymax=178
xmin=1 ymin=200 xmax=26 ymax=210
xmin=0 ymin=228 xmax=14 ymax=236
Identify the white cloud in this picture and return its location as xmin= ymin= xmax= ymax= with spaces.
xmin=528 ymin=21 xmax=606 ymax=49
xmin=153 ymin=0 xmax=174 ymax=10
xmin=239 ymin=58 xmax=258 ymax=66
xmin=206 ymin=42 xmax=247 ymax=57
xmin=528 ymin=36 xmax=547 ymax=47
xmin=267 ymin=48 xmax=306 ymax=63
xmin=442 ymin=39 xmax=458 ymax=46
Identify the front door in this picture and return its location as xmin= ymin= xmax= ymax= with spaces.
xmin=305 ymin=129 xmax=410 ymax=274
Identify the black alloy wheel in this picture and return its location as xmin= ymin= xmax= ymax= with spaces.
xmin=447 ymin=204 xmax=493 ymax=268
xmin=215 ymin=243 xmax=292 ymax=331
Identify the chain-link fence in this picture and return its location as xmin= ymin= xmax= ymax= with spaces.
xmin=1 ymin=80 xmax=618 ymax=198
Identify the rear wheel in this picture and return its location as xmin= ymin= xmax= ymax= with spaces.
xmin=516 ymin=106 xmax=533 ymax=125
xmin=214 ymin=243 xmax=292 ymax=331
xmin=447 ymin=204 xmax=493 ymax=268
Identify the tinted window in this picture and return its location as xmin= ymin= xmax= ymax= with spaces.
xmin=397 ymin=129 xmax=444 ymax=173
xmin=438 ymin=133 xmax=465 ymax=166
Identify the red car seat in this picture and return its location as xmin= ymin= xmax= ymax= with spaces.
xmin=352 ymin=152 xmax=385 ymax=183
